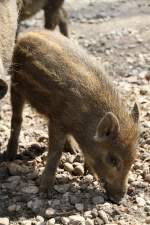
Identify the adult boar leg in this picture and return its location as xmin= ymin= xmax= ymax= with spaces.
xmin=59 ymin=8 xmax=69 ymax=37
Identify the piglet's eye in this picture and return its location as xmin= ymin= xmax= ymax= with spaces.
xmin=107 ymin=154 xmax=120 ymax=169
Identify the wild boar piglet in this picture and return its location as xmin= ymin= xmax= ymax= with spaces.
xmin=6 ymin=30 xmax=139 ymax=203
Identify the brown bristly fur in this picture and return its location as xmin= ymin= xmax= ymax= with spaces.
xmin=6 ymin=30 xmax=139 ymax=202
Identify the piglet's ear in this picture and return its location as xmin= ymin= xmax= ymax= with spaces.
xmin=94 ymin=112 xmax=120 ymax=142
xmin=131 ymin=102 xmax=139 ymax=124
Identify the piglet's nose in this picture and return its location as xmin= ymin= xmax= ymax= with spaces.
xmin=108 ymin=194 xmax=123 ymax=204
xmin=107 ymin=191 xmax=126 ymax=204
xmin=0 ymin=79 xmax=8 ymax=99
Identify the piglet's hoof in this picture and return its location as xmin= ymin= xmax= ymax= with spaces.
xmin=40 ymin=175 xmax=54 ymax=198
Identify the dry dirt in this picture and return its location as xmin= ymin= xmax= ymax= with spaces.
xmin=0 ymin=0 xmax=150 ymax=225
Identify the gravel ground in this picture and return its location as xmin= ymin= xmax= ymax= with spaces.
xmin=0 ymin=0 xmax=150 ymax=224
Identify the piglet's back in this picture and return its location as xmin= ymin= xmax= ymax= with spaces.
xmin=14 ymin=30 xmax=114 ymax=103
xmin=13 ymin=30 xmax=138 ymax=145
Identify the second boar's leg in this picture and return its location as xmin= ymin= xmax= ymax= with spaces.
xmin=6 ymin=82 xmax=25 ymax=160
xmin=58 ymin=8 xmax=69 ymax=37
xmin=40 ymin=121 xmax=66 ymax=192
xmin=44 ymin=2 xmax=59 ymax=31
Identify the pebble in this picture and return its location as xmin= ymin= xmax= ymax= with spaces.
xmin=64 ymin=162 xmax=74 ymax=173
xmin=85 ymin=218 xmax=94 ymax=225
xmin=145 ymin=217 xmax=150 ymax=224
xmin=75 ymin=203 xmax=84 ymax=211
xmin=45 ymin=208 xmax=56 ymax=218
xmin=91 ymin=208 xmax=98 ymax=217
xmin=36 ymin=216 xmax=44 ymax=223
xmin=70 ymin=196 xmax=80 ymax=204
xmin=134 ymin=162 xmax=142 ymax=170
xmin=22 ymin=185 xmax=39 ymax=194
xmin=8 ymin=162 xmax=29 ymax=175
xmin=46 ymin=218 xmax=55 ymax=225
xmin=69 ymin=215 xmax=85 ymax=225
xmin=84 ymin=211 xmax=92 ymax=219
xmin=94 ymin=217 xmax=103 ymax=225
xmin=0 ymin=218 xmax=9 ymax=225
xmin=136 ymin=196 xmax=146 ymax=207
xmin=54 ymin=184 xmax=70 ymax=193
xmin=140 ymin=89 xmax=147 ymax=95
xmin=51 ymin=199 xmax=60 ymax=207
xmin=92 ymin=196 xmax=105 ymax=204
xmin=145 ymin=206 xmax=150 ymax=212
xmin=31 ymin=199 xmax=42 ymax=213
xmin=128 ymin=172 xmax=136 ymax=183
xmin=84 ymin=174 xmax=93 ymax=183
xmin=21 ymin=220 xmax=32 ymax=225
xmin=105 ymin=224 xmax=118 ymax=225
xmin=98 ymin=210 xmax=109 ymax=223
xmin=61 ymin=217 xmax=70 ymax=225
xmin=73 ymin=164 xmax=84 ymax=176
xmin=6 ymin=175 xmax=21 ymax=183
xmin=144 ymin=174 xmax=150 ymax=183
xmin=8 ymin=204 xmax=17 ymax=212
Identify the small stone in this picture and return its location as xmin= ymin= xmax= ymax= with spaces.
xmin=75 ymin=203 xmax=84 ymax=211
xmin=0 ymin=217 xmax=9 ymax=225
xmin=45 ymin=208 xmax=56 ymax=218
xmin=105 ymin=224 xmax=118 ymax=225
xmin=92 ymin=196 xmax=105 ymax=204
xmin=8 ymin=162 xmax=29 ymax=175
xmin=52 ymin=199 xmax=60 ymax=207
xmin=84 ymin=174 xmax=93 ymax=183
xmin=61 ymin=217 xmax=70 ymax=225
xmin=30 ymin=199 xmax=42 ymax=213
xmin=84 ymin=211 xmax=92 ymax=219
xmin=145 ymin=217 xmax=150 ymax=224
xmin=85 ymin=218 xmax=94 ymax=225
xmin=54 ymin=184 xmax=70 ymax=193
xmin=21 ymin=220 xmax=32 ymax=225
xmin=136 ymin=196 xmax=145 ymax=207
xmin=36 ymin=215 xmax=44 ymax=223
xmin=145 ymin=206 xmax=150 ymax=212
xmin=146 ymin=139 xmax=150 ymax=145
xmin=140 ymin=89 xmax=147 ymax=95
xmin=69 ymin=215 xmax=85 ymax=225
xmin=46 ymin=218 xmax=55 ymax=225
xmin=128 ymin=172 xmax=136 ymax=183
xmin=73 ymin=164 xmax=84 ymax=176
xmin=133 ymin=162 xmax=142 ymax=170
xmin=16 ymin=205 xmax=21 ymax=211
xmin=98 ymin=210 xmax=109 ymax=223
xmin=8 ymin=204 xmax=17 ymax=212
xmin=64 ymin=162 xmax=74 ymax=173
xmin=91 ymin=208 xmax=98 ymax=217
xmin=144 ymin=174 xmax=150 ymax=183
xmin=7 ymin=176 xmax=21 ymax=183
xmin=94 ymin=217 xmax=103 ymax=225
xmin=22 ymin=185 xmax=39 ymax=194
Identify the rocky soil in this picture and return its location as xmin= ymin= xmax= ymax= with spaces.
xmin=0 ymin=0 xmax=150 ymax=224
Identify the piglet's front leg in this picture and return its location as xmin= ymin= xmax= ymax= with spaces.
xmin=40 ymin=121 xmax=66 ymax=194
